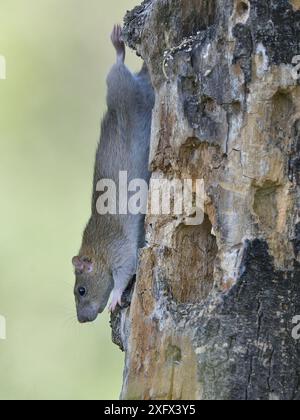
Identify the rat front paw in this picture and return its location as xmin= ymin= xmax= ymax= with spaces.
xmin=108 ymin=288 xmax=123 ymax=313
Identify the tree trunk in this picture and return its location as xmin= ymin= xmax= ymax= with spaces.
xmin=111 ymin=0 xmax=300 ymax=400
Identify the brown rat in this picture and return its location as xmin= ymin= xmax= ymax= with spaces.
xmin=72 ymin=25 xmax=154 ymax=323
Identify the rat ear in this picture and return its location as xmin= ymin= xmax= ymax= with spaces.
xmin=84 ymin=261 xmax=94 ymax=274
xmin=72 ymin=256 xmax=84 ymax=272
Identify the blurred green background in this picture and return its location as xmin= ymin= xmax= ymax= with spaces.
xmin=0 ymin=0 xmax=141 ymax=400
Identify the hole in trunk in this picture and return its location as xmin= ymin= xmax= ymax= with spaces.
xmin=166 ymin=215 xmax=218 ymax=304
xmin=253 ymin=182 xmax=279 ymax=231
xmin=237 ymin=1 xmax=249 ymax=16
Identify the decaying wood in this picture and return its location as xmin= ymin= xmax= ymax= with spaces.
xmin=111 ymin=0 xmax=300 ymax=400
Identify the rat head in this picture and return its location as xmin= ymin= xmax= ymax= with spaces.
xmin=72 ymin=256 xmax=113 ymax=323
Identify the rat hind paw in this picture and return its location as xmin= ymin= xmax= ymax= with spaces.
xmin=111 ymin=24 xmax=125 ymax=62
xmin=108 ymin=288 xmax=123 ymax=313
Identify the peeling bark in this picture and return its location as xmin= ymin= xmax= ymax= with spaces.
xmin=111 ymin=0 xmax=300 ymax=400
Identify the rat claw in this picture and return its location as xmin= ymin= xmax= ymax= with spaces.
xmin=108 ymin=289 xmax=123 ymax=313
xmin=108 ymin=302 xmax=117 ymax=313
xmin=108 ymin=301 xmax=115 ymax=313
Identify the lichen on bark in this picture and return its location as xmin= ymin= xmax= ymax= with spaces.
xmin=111 ymin=0 xmax=300 ymax=400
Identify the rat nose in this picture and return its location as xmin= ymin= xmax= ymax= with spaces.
xmin=77 ymin=315 xmax=87 ymax=324
xmin=77 ymin=314 xmax=90 ymax=324
xmin=77 ymin=306 xmax=98 ymax=324
xmin=77 ymin=313 xmax=95 ymax=324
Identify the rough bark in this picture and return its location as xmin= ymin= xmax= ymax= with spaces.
xmin=111 ymin=0 xmax=300 ymax=400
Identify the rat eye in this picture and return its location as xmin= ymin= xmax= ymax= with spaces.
xmin=78 ymin=287 xmax=87 ymax=297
